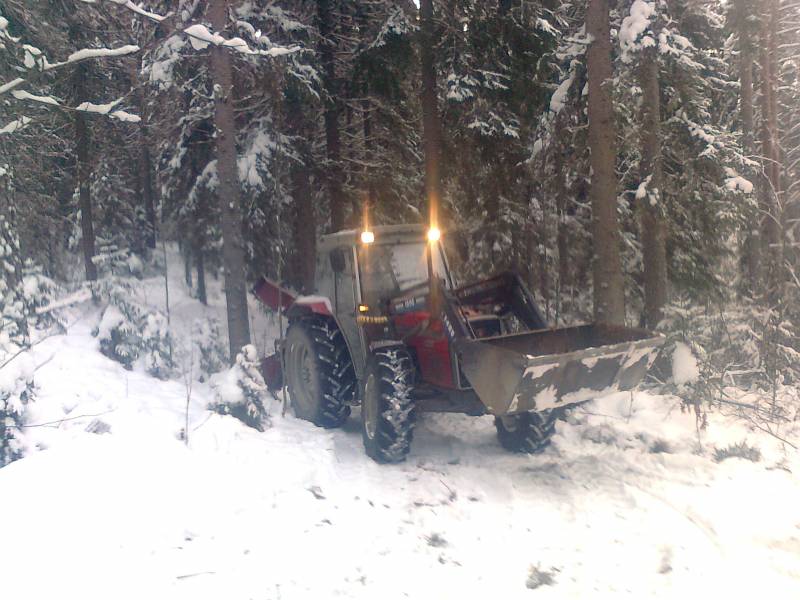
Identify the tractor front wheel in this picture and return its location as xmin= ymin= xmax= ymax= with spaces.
xmin=361 ymin=346 xmax=417 ymax=463
xmin=285 ymin=317 xmax=355 ymax=428
xmin=494 ymin=410 xmax=560 ymax=454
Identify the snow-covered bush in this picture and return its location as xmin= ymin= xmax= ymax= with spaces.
xmin=0 ymin=213 xmax=36 ymax=466
xmin=96 ymin=303 xmax=141 ymax=370
xmin=209 ymin=345 xmax=269 ymax=431
xmin=192 ymin=318 xmax=227 ymax=380
xmin=658 ymin=297 xmax=800 ymax=432
xmin=141 ymin=312 xmax=174 ymax=379
xmin=0 ymin=355 xmax=35 ymax=467
xmin=93 ymin=280 xmax=175 ymax=377
xmin=0 ymin=214 xmax=28 ymax=348
xmin=21 ymin=260 xmax=65 ymax=331
xmin=713 ymin=441 xmax=761 ymax=463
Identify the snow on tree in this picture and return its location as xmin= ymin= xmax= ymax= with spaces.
xmin=209 ymin=344 xmax=269 ymax=431
xmin=192 ymin=318 xmax=228 ymax=381
xmin=0 ymin=210 xmax=34 ymax=467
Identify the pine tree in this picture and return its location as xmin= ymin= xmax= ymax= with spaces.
xmin=587 ymin=0 xmax=626 ymax=324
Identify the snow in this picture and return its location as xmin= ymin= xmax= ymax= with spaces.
xmin=724 ymin=168 xmax=754 ymax=194
xmin=0 ymin=115 xmax=31 ymax=134
xmin=74 ymin=99 xmax=140 ymax=122
xmin=1 ymin=248 xmax=799 ymax=599
xmin=549 ymin=62 xmax=578 ymax=114
xmin=619 ymin=1 xmax=655 ymax=61
xmin=66 ymin=45 xmax=140 ymax=64
xmin=78 ymin=0 xmax=167 ymax=21
xmin=11 ymin=89 xmax=60 ymax=106
xmin=184 ymin=24 xmax=298 ymax=57
xmin=672 ymin=342 xmax=700 ymax=385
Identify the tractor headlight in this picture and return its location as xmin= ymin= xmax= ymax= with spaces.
xmin=427 ymin=226 xmax=441 ymax=243
xmin=361 ymin=230 xmax=375 ymax=244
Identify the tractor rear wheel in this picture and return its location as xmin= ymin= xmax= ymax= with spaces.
xmin=285 ymin=317 xmax=355 ymax=428
xmin=494 ymin=410 xmax=560 ymax=454
xmin=361 ymin=345 xmax=417 ymax=463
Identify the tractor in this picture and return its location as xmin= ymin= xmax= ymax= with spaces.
xmin=255 ymin=224 xmax=663 ymax=463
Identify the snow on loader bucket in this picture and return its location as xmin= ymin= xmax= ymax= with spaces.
xmin=455 ymin=324 xmax=664 ymax=416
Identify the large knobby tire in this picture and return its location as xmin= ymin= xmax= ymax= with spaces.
xmin=361 ymin=346 xmax=417 ymax=463
xmin=494 ymin=410 xmax=560 ymax=454
xmin=285 ymin=317 xmax=355 ymax=428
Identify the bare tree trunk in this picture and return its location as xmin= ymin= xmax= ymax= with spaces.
xmin=759 ymin=1 xmax=782 ymax=299
xmin=317 ymin=0 xmax=345 ymax=232
xmin=420 ymin=0 xmax=443 ymax=225
xmin=285 ymin=83 xmax=316 ymax=293
xmin=638 ymin=47 xmax=667 ymax=328
xmin=194 ymin=239 xmax=207 ymax=305
xmin=139 ymin=143 xmax=157 ymax=249
xmin=74 ymin=92 xmax=97 ymax=280
xmin=208 ymin=0 xmax=251 ymax=361
xmin=555 ymin=146 xmax=570 ymax=324
xmin=127 ymin=58 xmax=157 ymax=251
xmin=737 ymin=0 xmax=760 ymax=290
xmin=586 ymin=0 xmax=625 ymax=325
xmin=183 ymin=242 xmax=193 ymax=288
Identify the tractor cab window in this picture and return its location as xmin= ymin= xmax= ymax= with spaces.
xmin=358 ymin=242 xmax=450 ymax=306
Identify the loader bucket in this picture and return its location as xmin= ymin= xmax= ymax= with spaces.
xmin=454 ymin=324 xmax=664 ymax=416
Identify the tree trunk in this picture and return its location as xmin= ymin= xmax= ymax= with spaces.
xmin=74 ymin=100 xmax=97 ymax=280
xmin=555 ymin=146 xmax=570 ymax=325
xmin=419 ymin=0 xmax=443 ymax=225
xmin=737 ymin=0 xmax=759 ymax=290
xmin=362 ymin=92 xmax=377 ymax=216
xmin=289 ymin=155 xmax=315 ymax=293
xmin=638 ymin=48 xmax=667 ymax=329
xmin=139 ymin=143 xmax=157 ymax=250
xmin=317 ymin=0 xmax=345 ymax=232
xmin=758 ymin=1 xmax=782 ymax=299
xmin=586 ymin=0 xmax=625 ymax=325
xmin=208 ymin=0 xmax=251 ymax=362
xmin=194 ymin=239 xmax=207 ymax=305
xmin=183 ymin=242 xmax=193 ymax=288
xmin=285 ymin=83 xmax=316 ymax=293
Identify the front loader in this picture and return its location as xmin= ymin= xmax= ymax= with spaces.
xmin=255 ymin=224 xmax=664 ymax=463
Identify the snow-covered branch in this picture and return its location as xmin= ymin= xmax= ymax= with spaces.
xmin=183 ymin=24 xmax=298 ymax=57
xmin=0 ymin=45 xmax=141 ymax=96
xmin=3 ymin=91 xmax=141 ymax=130
xmin=77 ymin=0 xmax=167 ymax=23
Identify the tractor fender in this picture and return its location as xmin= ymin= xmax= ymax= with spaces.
xmin=286 ymin=295 xmax=334 ymax=320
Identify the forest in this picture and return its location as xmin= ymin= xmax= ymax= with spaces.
xmin=3 ymin=0 xmax=798 ymax=426
xmin=0 ymin=1 xmax=799 ymax=597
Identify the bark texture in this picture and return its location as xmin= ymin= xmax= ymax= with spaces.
xmin=419 ymin=0 xmax=443 ymax=225
xmin=317 ymin=0 xmax=345 ymax=232
xmin=586 ymin=0 xmax=625 ymax=325
xmin=758 ymin=0 xmax=783 ymax=300
xmin=737 ymin=0 xmax=759 ymax=289
xmin=208 ymin=0 xmax=251 ymax=362
xmin=638 ymin=48 xmax=667 ymax=329
xmin=74 ymin=65 xmax=97 ymax=282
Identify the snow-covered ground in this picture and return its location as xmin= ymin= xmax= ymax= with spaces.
xmin=1 ymin=255 xmax=799 ymax=600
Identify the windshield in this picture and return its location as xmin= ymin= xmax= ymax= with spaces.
xmin=358 ymin=242 xmax=450 ymax=305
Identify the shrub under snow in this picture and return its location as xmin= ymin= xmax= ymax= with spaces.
xmin=210 ymin=344 xmax=269 ymax=431
xmin=0 ymin=353 xmax=35 ymax=467
xmin=192 ymin=318 xmax=228 ymax=381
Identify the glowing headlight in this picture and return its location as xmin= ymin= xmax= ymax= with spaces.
xmin=427 ymin=227 xmax=441 ymax=243
xmin=361 ymin=230 xmax=375 ymax=244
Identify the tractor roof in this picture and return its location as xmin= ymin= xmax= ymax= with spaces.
xmin=318 ymin=224 xmax=426 ymax=251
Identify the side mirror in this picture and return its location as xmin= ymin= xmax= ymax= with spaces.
xmin=330 ymin=248 xmax=346 ymax=273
